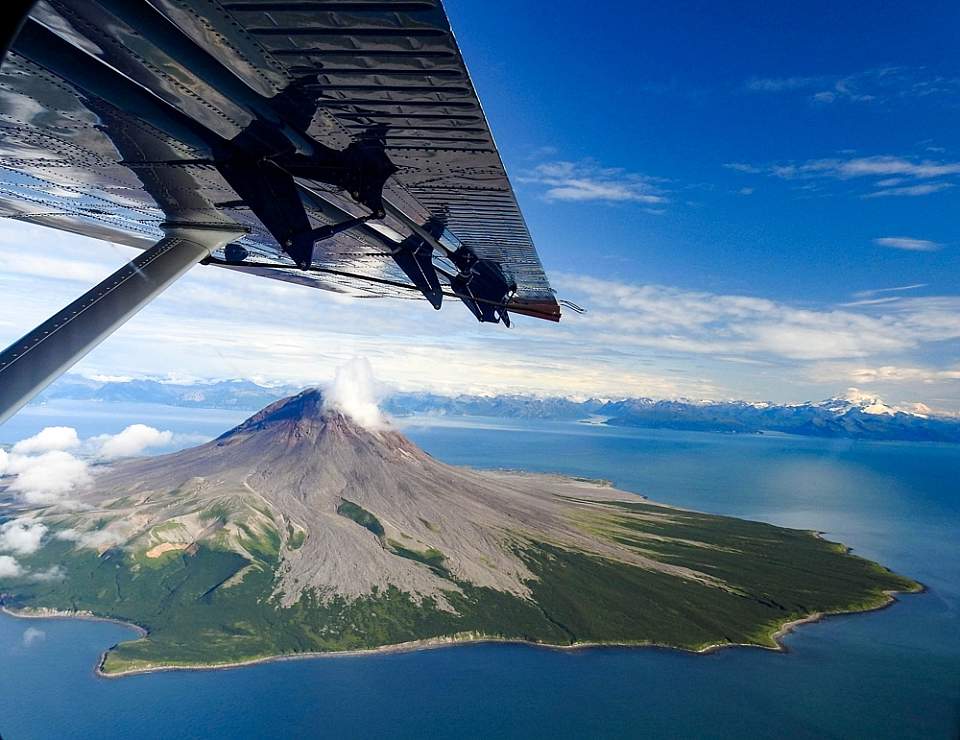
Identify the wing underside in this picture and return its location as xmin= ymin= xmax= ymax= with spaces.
xmin=0 ymin=0 xmax=560 ymax=322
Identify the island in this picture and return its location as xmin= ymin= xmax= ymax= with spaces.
xmin=0 ymin=390 xmax=921 ymax=676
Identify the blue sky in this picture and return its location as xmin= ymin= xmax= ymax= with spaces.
xmin=450 ymin=0 xmax=960 ymax=298
xmin=1 ymin=1 xmax=959 ymax=410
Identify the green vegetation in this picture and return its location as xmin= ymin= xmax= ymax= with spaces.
xmin=387 ymin=540 xmax=449 ymax=576
xmin=0 ymin=501 xmax=919 ymax=675
xmin=286 ymin=524 xmax=306 ymax=550
xmin=336 ymin=500 xmax=385 ymax=538
xmin=200 ymin=503 xmax=230 ymax=522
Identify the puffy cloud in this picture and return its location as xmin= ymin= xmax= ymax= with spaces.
xmin=0 ymin=555 xmax=23 ymax=578
xmin=12 ymin=426 xmax=80 ymax=454
xmin=5 ymin=450 xmax=92 ymax=506
xmin=0 ymin=518 xmax=48 ymax=555
xmin=92 ymin=424 xmax=174 ymax=460
xmin=323 ymin=358 xmax=387 ymax=429
xmin=22 ymin=627 xmax=45 ymax=647
xmin=0 ymin=424 xmax=178 ymax=512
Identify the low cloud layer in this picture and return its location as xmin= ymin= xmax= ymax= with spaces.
xmin=0 ymin=518 xmax=48 ymax=555
xmin=0 ymin=555 xmax=23 ymax=578
xmin=56 ymin=523 xmax=133 ymax=550
xmin=6 ymin=450 xmax=92 ymax=506
xmin=1 ymin=424 xmax=176 ymax=507
xmin=0 ymin=424 xmax=175 ymax=575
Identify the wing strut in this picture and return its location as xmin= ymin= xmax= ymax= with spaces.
xmin=0 ymin=223 xmax=246 ymax=424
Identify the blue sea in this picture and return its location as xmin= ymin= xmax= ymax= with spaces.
xmin=1 ymin=403 xmax=958 ymax=739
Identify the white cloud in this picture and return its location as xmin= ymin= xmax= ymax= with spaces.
xmin=873 ymin=237 xmax=943 ymax=252
xmin=323 ymin=358 xmax=387 ymax=429
xmin=30 ymin=566 xmax=65 ymax=582
xmin=0 ymin=518 xmax=48 ymax=555
xmin=775 ymin=156 xmax=960 ymax=181
xmin=0 ymin=252 xmax=115 ymax=284
xmin=863 ymin=183 xmax=954 ymax=198
xmin=84 ymin=373 xmax=134 ymax=383
xmin=0 ymin=555 xmax=23 ymax=578
xmin=728 ymin=154 xmax=960 ymax=199
xmin=745 ymin=76 xmax=822 ymax=93
xmin=92 ymin=424 xmax=174 ymax=460
xmin=0 ymin=448 xmax=7 ymax=475
xmin=56 ymin=524 xmax=132 ymax=551
xmin=853 ymin=284 xmax=927 ymax=299
xmin=520 ymin=160 xmax=668 ymax=204
xmin=553 ymin=274 xmax=960 ymax=365
xmin=723 ymin=162 xmax=762 ymax=174
xmin=744 ymin=67 xmax=960 ymax=105
xmin=12 ymin=426 xmax=80 ymax=454
xmin=5 ymin=450 xmax=92 ymax=506
xmin=811 ymin=364 xmax=960 ymax=385
xmin=22 ymin=627 xmax=45 ymax=646
xmin=1 ymin=221 xmax=958 ymax=409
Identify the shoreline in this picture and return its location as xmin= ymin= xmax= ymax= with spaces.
xmin=1 ymin=581 xmax=926 ymax=680
xmin=1 ymin=605 xmax=149 ymax=638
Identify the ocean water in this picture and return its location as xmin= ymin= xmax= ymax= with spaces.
xmin=1 ymin=404 xmax=958 ymax=739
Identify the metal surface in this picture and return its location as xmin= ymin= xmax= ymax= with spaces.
xmin=0 ymin=224 xmax=245 ymax=423
xmin=0 ymin=0 xmax=561 ymax=322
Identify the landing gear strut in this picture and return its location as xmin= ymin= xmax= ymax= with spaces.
xmin=0 ymin=223 xmax=246 ymax=424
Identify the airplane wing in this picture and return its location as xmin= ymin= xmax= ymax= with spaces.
xmin=0 ymin=0 xmax=560 ymax=323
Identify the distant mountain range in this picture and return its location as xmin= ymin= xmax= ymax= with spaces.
xmin=35 ymin=376 xmax=960 ymax=443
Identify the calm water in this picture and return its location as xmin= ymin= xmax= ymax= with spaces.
xmin=1 ymin=404 xmax=958 ymax=739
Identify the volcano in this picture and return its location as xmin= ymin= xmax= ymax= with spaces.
xmin=78 ymin=389 xmax=687 ymax=605
xmin=2 ymin=391 xmax=919 ymax=675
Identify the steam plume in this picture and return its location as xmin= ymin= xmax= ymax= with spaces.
xmin=322 ymin=358 xmax=387 ymax=429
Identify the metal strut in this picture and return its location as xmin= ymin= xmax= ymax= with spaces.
xmin=0 ymin=223 xmax=245 ymax=424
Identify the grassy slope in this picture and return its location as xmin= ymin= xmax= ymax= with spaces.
xmin=0 ymin=500 xmax=918 ymax=674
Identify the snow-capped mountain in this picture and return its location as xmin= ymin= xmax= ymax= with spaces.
xmin=29 ymin=376 xmax=960 ymax=443
xmin=814 ymin=388 xmax=898 ymax=416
